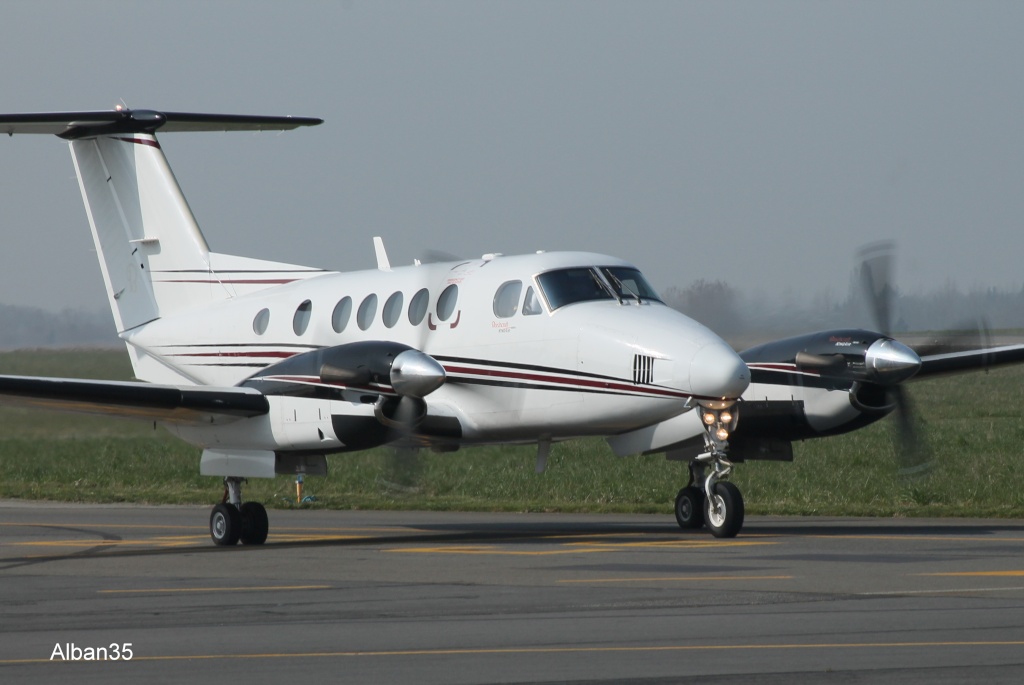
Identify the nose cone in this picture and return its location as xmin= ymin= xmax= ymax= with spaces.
xmin=390 ymin=350 xmax=446 ymax=398
xmin=689 ymin=342 xmax=749 ymax=402
xmin=865 ymin=338 xmax=921 ymax=385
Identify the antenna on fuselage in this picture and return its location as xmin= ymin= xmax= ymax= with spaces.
xmin=373 ymin=236 xmax=392 ymax=271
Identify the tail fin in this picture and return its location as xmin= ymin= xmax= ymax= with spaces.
xmin=1 ymin=109 xmax=325 ymax=333
xmin=71 ymin=132 xmax=214 ymax=331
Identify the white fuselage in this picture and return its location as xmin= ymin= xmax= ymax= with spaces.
xmin=126 ymin=251 xmax=747 ymax=453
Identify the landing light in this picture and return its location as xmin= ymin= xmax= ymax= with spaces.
xmin=703 ymin=412 xmax=716 ymax=425
xmin=715 ymin=427 xmax=730 ymax=441
xmin=719 ymin=411 xmax=733 ymax=425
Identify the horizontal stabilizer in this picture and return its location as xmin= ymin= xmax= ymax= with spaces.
xmin=0 ymin=108 xmax=322 ymax=138
xmin=0 ymin=375 xmax=268 ymax=424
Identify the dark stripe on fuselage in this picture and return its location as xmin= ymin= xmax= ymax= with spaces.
xmin=440 ymin=357 xmax=690 ymax=400
xmin=433 ymin=355 xmax=624 ymax=383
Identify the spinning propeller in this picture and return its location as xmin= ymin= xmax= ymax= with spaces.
xmin=788 ymin=241 xmax=987 ymax=478
xmin=857 ymin=241 xmax=931 ymax=478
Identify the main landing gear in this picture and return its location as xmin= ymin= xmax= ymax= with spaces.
xmin=674 ymin=404 xmax=744 ymax=538
xmin=210 ymin=477 xmax=269 ymax=546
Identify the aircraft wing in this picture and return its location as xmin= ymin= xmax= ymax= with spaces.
xmin=0 ymin=375 xmax=269 ymax=424
xmin=917 ymin=344 xmax=1024 ymax=379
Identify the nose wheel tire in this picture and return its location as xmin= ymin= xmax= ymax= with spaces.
xmin=705 ymin=481 xmax=744 ymax=538
xmin=210 ymin=503 xmax=242 ymax=546
xmin=239 ymin=502 xmax=269 ymax=545
xmin=674 ymin=486 xmax=705 ymax=529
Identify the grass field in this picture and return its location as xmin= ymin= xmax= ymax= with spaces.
xmin=1 ymin=348 xmax=1022 ymax=518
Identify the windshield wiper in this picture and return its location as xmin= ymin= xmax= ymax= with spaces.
xmin=589 ymin=268 xmax=621 ymax=304
xmin=604 ymin=269 xmax=641 ymax=304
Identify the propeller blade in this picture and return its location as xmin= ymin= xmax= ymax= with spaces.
xmin=854 ymin=242 xmax=934 ymax=480
xmin=912 ymin=317 xmax=992 ymax=359
xmin=383 ymin=446 xmax=424 ymax=491
xmin=858 ymin=241 xmax=896 ymax=335
xmin=890 ymin=386 xmax=933 ymax=479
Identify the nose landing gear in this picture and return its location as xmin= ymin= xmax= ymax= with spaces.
xmin=673 ymin=404 xmax=745 ymax=538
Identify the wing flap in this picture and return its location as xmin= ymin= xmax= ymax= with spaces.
xmin=0 ymin=375 xmax=268 ymax=424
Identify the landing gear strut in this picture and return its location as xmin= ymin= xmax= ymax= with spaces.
xmin=209 ymin=477 xmax=269 ymax=546
xmin=673 ymin=404 xmax=745 ymax=538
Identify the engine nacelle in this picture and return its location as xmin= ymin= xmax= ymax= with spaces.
xmin=741 ymin=329 xmax=920 ymax=386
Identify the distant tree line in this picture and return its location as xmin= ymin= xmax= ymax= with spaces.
xmin=0 ymin=304 xmax=118 ymax=349
xmin=665 ymin=277 xmax=1024 ymax=349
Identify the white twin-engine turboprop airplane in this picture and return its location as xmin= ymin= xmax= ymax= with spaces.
xmin=0 ymin=108 xmax=753 ymax=544
xmin=3 ymin=108 xmax=1023 ymax=546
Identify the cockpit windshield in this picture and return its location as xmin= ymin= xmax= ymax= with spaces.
xmin=600 ymin=267 xmax=663 ymax=304
xmin=536 ymin=267 xmax=615 ymax=310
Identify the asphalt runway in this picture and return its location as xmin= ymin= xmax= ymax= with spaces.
xmin=3 ymin=502 xmax=1024 ymax=683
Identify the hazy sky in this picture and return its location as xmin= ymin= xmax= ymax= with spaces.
xmin=2 ymin=0 xmax=1023 ymax=314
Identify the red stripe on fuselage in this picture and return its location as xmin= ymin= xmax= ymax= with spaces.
xmin=443 ymin=364 xmax=690 ymax=400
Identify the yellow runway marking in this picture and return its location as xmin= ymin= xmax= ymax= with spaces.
xmin=386 ymin=539 xmax=774 ymax=556
xmin=0 ymin=522 xmax=204 ymax=530
xmin=921 ymin=570 xmax=1024 ymax=577
xmin=0 ymin=522 xmax=413 ymax=534
xmin=558 ymin=575 xmax=794 ymax=584
xmin=808 ymin=534 xmax=1024 ymax=544
xmin=386 ymin=545 xmax=575 ymax=556
xmin=5 ymin=534 xmax=368 ymax=550
xmin=5 ymin=639 xmax=1024 ymax=665
xmin=11 ymin=538 xmax=207 ymax=549
xmin=563 ymin=540 xmax=776 ymax=549
xmin=99 ymin=585 xmax=331 ymax=594
xmin=270 ymin=534 xmax=368 ymax=542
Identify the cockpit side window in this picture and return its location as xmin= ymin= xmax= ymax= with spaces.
xmin=522 ymin=286 xmax=543 ymax=316
xmin=493 ymin=280 xmax=522 ymax=318
xmin=600 ymin=267 xmax=663 ymax=303
xmin=536 ymin=267 xmax=615 ymax=310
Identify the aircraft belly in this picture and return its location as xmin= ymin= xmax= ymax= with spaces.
xmin=276 ymin=396 xmax=345 ymax=451
xmin=167 ymin=413 xmax=279 ymax=451
xmin=168 ymin=396 xmax=364 ymax=452
xmin=606 ymin=409 xmax=704 ymax=457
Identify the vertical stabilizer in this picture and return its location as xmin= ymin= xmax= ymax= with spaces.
xmin=71 ymin=134 xmax=214 ymax=332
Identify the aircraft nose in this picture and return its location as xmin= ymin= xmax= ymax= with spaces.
xmin=689 ymin=342 xmax=749 ymax=402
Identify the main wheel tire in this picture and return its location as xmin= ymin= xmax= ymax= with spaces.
xmin=705 ymin=481 xmax=744 ymax=539
xmin=210 ymin=503 xmax=241 ymax=546
xmin=239 ymin=501 xmax=269 ymax=546
xmin=674 ymin=486 xmax=705 ymax=529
